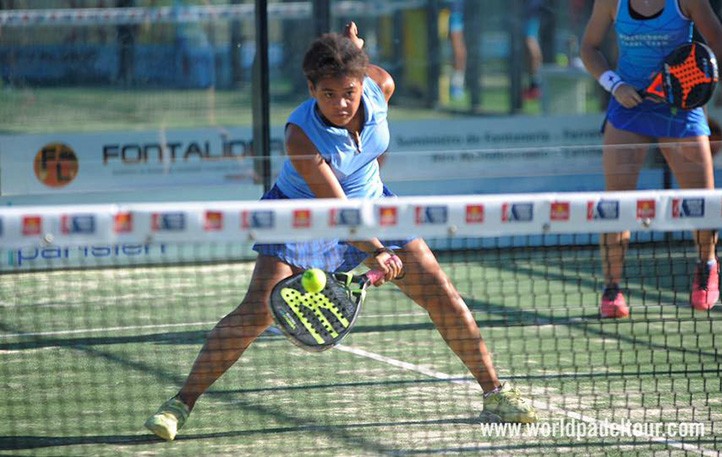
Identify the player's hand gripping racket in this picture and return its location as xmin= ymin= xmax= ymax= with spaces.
xmin=270 ymin=269 xmax=385 ymax=352
xmin=639 ymin=41 xmax=718 ymax=109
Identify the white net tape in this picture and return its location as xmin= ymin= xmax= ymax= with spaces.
xmin=0 ymin=189 xmax=717 ymax=249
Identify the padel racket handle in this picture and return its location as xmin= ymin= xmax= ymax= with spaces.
xmin=365 ymin=269 xmax=385 ymax=285
xmin=386 ymin=255 xmax=406 ymax=279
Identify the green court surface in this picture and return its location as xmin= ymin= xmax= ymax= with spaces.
xmin=1 ymin=241 xmax=720 ymax=456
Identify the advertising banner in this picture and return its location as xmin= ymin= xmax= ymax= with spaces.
xmin=0 ymin=127 xmax=285 ymax=196
xmin=0 ymin=115 xmax=607 ymax=197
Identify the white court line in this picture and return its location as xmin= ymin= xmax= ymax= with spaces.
xmin=335 ymin=345 xmax=717 ymax=457
xmin=360 ymin=312 xmax=427 ymax=319
xmin=0 ymin=313 xmax=425 ymax=340
xmin=0 ymin=321 xmax=216 ymax=339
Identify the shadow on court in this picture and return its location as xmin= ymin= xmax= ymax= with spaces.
xmin=1 ymin=318 xmax=483 ymax=456
xmin=0 ymin=407 xmax=480 ymax=455
xmin=0 ymin=434 xmax=158 ymax=451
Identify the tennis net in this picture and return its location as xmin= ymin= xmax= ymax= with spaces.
xmin=1 ymin=189 xmax=720 ymax=456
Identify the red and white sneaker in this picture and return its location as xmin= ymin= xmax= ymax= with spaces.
xmin=600 ymin=285 xmax=629 ymax=318
xmin=690 ymin=260 xmax=720 ymax=311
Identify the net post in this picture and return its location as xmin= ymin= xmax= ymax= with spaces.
xmin=426 ymin=0 xmax=441 ymax=109
xmin=312 ymin=0 xmax=331 ymax=37
xmin=252 ymin=0 xmax=272 ymax=192
xmin=230 ymin=0 xmax=245 ymax=88
xmin=508 ymin=0 xmax=524 ymax=114
xmin=465 ymin=0 xmax=483 ymax=111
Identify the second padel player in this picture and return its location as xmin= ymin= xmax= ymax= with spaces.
xmin=580 ymin=0 xmax=722 ymax=317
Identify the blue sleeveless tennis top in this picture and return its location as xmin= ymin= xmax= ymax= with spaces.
xmin=615 ymin=0 xmax=693 ymax=89
xmin=276 ymin=76 xmax=389 ymax=199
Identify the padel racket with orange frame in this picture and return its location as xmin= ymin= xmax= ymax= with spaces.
xmin=639 ymin=41 xmax=718 ymax=110
xmin=269 ymin=269 xmax=385 ymax=352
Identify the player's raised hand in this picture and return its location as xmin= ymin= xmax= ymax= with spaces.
xmin=344 ymin=21 xmax=364 ymax=50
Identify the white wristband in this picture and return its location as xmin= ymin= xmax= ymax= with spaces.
xmin=598 ymin=70 xmax=624 ymax=95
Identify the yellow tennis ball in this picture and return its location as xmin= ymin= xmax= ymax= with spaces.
xmin=301 ymin=268 xmax=326 ymax=293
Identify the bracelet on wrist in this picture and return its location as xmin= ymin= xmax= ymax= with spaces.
xmin=373 ymin=247 xmax=395 ymax=257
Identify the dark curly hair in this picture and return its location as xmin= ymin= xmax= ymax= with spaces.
xmin=302 ymin=33 xmax=369 ymax=85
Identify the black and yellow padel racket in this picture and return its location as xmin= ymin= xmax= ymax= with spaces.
xmin=269 ymin=269 xmax=384 ymax=352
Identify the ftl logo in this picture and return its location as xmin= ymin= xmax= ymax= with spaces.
xmin=152 ymin=212 xmax=186 ymax=231
xmin=378 ymin=207 xmax=398 ymax=226
xmin=587 ymin=200 xmax=619 ymax=220
xmin=22 ymin=215 xmax=42 ymax=236
xmin=204 ymin=211 xmax=223 ymax=231
xmin=502 ymin=202 xmax=534 ymax=222
xmin=292 ymin=209 xmax=312 ymax=228
xmin=114 ymin=212 xmax=133 ymax=233
xmin=672 ymin=198 xmax=705 ymax=218
xmin=415 ymin=205 xmax=448 ymax=225
xmin=241 ymin=210 xmax=274 ymax=229
xmin=636 ymin=199 xmax=656 ymax=219
xmin=465 ymin=204 xmax=484 ymax=223
xmin=329 ymin=208 xmax=361 ymax=227
xmin=61 ymin=214 xmax=96 ymax=234
xmin=550 ymin=202 xmax=570 ymax=221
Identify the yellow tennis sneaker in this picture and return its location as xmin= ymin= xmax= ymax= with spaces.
xmin=481 ymin=382 xmax=538 ymax=423
xmin=144 ymin=397 xmax=190 ymax=441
